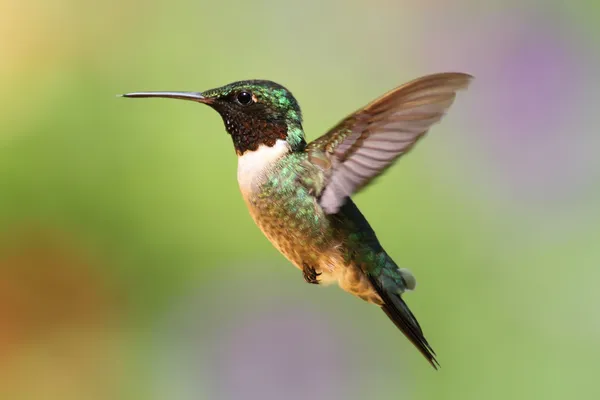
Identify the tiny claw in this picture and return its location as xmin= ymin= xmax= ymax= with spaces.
xmin=303 ymin=264 xmax=321 ymax=284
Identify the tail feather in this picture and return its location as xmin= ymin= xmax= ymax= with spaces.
xmin=335 ymin=199 xmax=438 ymax=367
xmin=367 ymin=274 xmax=439 ymax=369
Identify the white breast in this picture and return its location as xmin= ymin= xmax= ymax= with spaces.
xmin=237 ymin=139 xmax=290 ymax=194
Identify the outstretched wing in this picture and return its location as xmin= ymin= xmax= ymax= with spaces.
xmin=306 ymin=73 xmax=472 ymax=214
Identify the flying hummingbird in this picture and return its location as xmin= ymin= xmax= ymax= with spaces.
xmin=122 ymin=72 xmax=472 ymax=368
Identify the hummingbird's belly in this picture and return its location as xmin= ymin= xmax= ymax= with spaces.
xmin=244 ymin=199 xmax=336 ymax=278
xmin=243 ymin=198 xmax=381 ymax=303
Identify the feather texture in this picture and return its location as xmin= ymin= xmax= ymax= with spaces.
xmin=307 ymin=73 xmax=473 ymax=213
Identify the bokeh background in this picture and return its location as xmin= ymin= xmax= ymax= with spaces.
xmin=1 ymin=0 xmax=599 ymax=399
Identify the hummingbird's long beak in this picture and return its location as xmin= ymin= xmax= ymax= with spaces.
xmin=120 ymin=91 xmax=210 ymax=103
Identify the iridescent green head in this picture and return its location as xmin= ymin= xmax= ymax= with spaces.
xmin=122 ymin=80 xmax=306 ymax=155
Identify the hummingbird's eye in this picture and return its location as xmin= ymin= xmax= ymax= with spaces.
xmin=236 ymin=91 xmax=253 ymax=106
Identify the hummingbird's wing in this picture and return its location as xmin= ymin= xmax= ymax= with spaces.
xmin=306 ymin=73 xmax=472 ymax=214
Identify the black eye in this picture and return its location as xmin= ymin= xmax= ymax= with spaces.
xmin=236 ymin=91 xmax=253 ymax=105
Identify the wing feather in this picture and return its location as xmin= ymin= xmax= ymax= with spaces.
xmin=306 ymin=72 xmax=472 ymax=214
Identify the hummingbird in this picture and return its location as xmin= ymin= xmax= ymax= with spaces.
xmin=122 ymin=72 xmax=472 ymax=368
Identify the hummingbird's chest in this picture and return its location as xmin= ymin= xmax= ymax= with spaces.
xmin=236 ymin=141 xmax=341 ymax=275
xmin=236 ymin=140 xmax=292 ymax=196
xmin=237 ymin=141 xmax=316 ymax=227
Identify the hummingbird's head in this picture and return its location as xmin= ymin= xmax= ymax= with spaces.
xmin=122 ymin=80 xmax=305 ymax=155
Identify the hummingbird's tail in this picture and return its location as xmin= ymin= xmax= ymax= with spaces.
xmin=367 ymin=260 xmax=439 ymax=369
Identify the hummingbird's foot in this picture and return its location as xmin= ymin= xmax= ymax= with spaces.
xmin=302 ymin=264 xmax=321 ymax=284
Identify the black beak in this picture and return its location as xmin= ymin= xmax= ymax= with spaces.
xmin=120 ymin=91 xmax=210 ymax=103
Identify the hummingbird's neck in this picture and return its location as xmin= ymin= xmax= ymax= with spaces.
xmin=231 ymin=119 xmax=306 ymax=156
xmin=285 ymin=121 xmax=306 ymax=152
xmin=237 ymin=139 xmax=291 ymax=194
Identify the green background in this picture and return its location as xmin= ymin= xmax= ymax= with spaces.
xmin=1 ymin=0 xmax=599 ymax=399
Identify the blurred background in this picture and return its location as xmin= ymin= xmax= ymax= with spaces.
xmin=1 ymin=0 xmax=599 ymax=399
